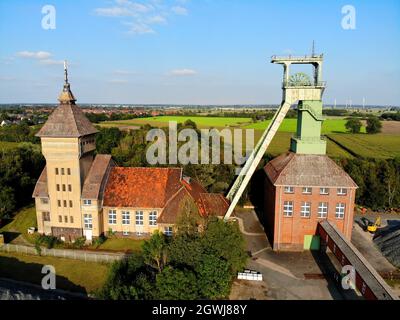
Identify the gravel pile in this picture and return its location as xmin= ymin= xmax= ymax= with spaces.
xmin=373 ymin=221 xmax=400 ymax=268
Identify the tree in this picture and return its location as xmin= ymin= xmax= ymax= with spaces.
xmin=195 ymin=253 xmax=232 ymax=299
xmin=366 ymin=116 xmax=382 ymax=134
xmin=345 ymin=118 xmax=362 ymax=133
xmin=0 ymin=187 xmax=16 ymax=220
xmin=156 ymin=266 xmax=199 ymax=300
xmin=201 ymin=218 xmax=247 ymax=274
xmin=142 ymin=231 xmax=168 ymax=273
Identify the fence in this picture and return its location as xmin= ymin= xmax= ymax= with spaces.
xmin=0 ymin=243 xmax=128 ymax=263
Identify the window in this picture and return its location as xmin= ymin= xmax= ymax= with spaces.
xmin=123 ymin=231 xmax=130 ymax=236
xmin=302 ymin=187 xmax=312 ymax=194
xmin=61 ymin=168 xmax=65 ymax=175
xmin=64 ymin=215 xmax=68 ymax=223
xmin=284 ymin=186 xmax=294 ymax=194
xmin=55 ymin=168 xmax=59 ymax=175
xmin=84 ymin=214 xmax=92 ymax=229
xmin=108 ymin=210 xmax=117 ymax=225
xmin=58 ymin=215 xmax=62 ymax=223
xmin=67 ymin=168 xmax=71 ymax=175
xmin=42 ymin=212 xmax=50 ymax=222
xmin=320 ymin=188 xmax=330 ymax=195
xmin=62 ymin=184 xmax=66 ymax=192
xmin=149 ymin=211 xmax=157 ymax=226
xmin=56 ymin=184 xmax=60 ymax=191
xmin=135 ymin=211 xmax=144 ymax=225
xmin=283 ymin=201 xmax=293 ymax=217
xmin=318 ymin=202 xmax=328 ymax=218
xmin=335 ymin=203 xmax=345 ymax=219
xmin=122 ymin=211 xmax=130 ymax=225
xmin=40 ymin=198 xmax=49 ymax=204
xmin=70 ymin=216 xmax=74 ymax=224
xmin=300 ymin=202 xmax=311 ymax=218
xmin=57 ymin=200 xmax=61 ymax=207
xmin=164 ymin=226 xmax=173 ymax=236
xmin=63 ymin=200 xmax=67 ymax=207
xmin=68 ymin=184 xmax=72 ymax=192
xmin=337 ymin=188 xmax=348 ymax=196
xmin=83 ymin=199 xmax=92 ymax=205
xmin=69 ymin=200 xmax=73 ymax=208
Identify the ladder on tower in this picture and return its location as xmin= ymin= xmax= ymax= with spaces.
xmin=224 ymin=100 xmax=292 ymax=219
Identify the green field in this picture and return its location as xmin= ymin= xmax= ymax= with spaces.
xmin=0 ymin=251 xmax=108 ymax=294
xmin=102 ymin=116 xmax=252 ymax=129
xmin=101 ymin=116 xmax=368 ymax=134
xmin=327 ymin=134 xmax=400 ymax=159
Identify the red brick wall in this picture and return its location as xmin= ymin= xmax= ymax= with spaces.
xmin=263 ymin=176 xmax=276 ymax=244
xmin=267 ymin=185 xmax=356 ymax=251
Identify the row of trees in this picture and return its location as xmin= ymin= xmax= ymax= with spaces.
xmin=345 ymin=116 xmax=382 ymax=134
xmin=0 ymin=122 xmax=40 ymax=143
xmin=98 ymin=211 xmax=247 ymax=300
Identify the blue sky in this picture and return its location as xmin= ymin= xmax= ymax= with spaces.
xmin=0 ymin=0 xmax=399 ymax=105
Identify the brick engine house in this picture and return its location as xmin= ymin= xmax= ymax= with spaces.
xmin=263 ymin=100 xmax=358 ymax=251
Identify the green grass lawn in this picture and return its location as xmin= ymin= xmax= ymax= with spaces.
xmin=95 ymin=238 xmax=144 ymax=252
xmin=0 ymin=141 xmax=20 ymax=151
xmin=327 ymin=134 xmax=400 ymax=159
xmin=0 ymin=206 xmax=37 ymax=244
xmin=101 ymin=115 xmax=252 ymax=128
xmin=0 ymin=251 xmax=109 ymax=294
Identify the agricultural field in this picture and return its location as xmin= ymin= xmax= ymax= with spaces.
xmin=327 ymin=134 xmax=400 ymax=159
xmin=101 ymin=116 xmax=252 ymax=129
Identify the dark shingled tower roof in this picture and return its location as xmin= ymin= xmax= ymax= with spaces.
xmin=36 ymin=61 xmax=98 ymax=138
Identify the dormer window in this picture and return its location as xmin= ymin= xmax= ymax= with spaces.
xmin=83 ymin=199 xmax=92 ymax=205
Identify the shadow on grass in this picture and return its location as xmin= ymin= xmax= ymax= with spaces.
xmin=0 ymin=255 xmax=87 ymax=295
xmin=1 ymin=231 xmax=20 ymax=243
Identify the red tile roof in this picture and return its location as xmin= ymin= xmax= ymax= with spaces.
xmin=103 ymin=167 xmax=183 ymax=208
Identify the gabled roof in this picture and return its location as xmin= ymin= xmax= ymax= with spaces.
xmin=36 ymin=103 xmax=98 ymax=138
xmin=82 ymin=155 xmax=114 ymax=200
xmin=32 ymin=166 xmax=48 ymax=198
xmin=103 ymin=167 xmax=183 ymax=208
xmin=264 ymin=152 xmax=358 ymax=188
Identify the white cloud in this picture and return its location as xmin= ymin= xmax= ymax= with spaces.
xmin=171 ymin=6 xmax=188 ymax=15
xmin=94 ymin=0 xmax=187 ymax=35
xmin=16 ymin=51 xmax=52 ymax=59
xmin=169 ymin=69 xmax=197 ymax=76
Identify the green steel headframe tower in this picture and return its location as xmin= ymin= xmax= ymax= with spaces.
xmin=224 ymin=52 xmax=327 ymax=220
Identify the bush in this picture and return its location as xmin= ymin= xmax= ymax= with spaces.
xmin=72 ymin=237 xmax=86 ymax=249
xmin=35 ymin=234 xmax=60 ymax=249
xmin=366 ymin=116 xmax=382 ymax=134
xmin=345 ymin=118 xmax=362 ymax=133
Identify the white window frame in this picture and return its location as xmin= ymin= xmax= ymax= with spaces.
xmin=164 ymin=226 xmax=173 ymax=236
xmin=83 ymin=199 xmax=92 ymax=206
xmin=135 ymin=211 xmax=144 ymax=225
xmin=335 ymin=203 xmax=345 ymax=219
xmin=84 ymin=214 xmax=92 ymax=229
xmin=149 ymin=210 xmax=158 ymax=226
xmin=283 ymin=201 xmax=293 ymax=217
xmin=302 ymin=187 xmax=312 ymax=194
xmin=122 ymin=211 xmax=130 ymax=225
xmin=300 ymin=202 xmax=311 ymax=218
xmin=320 ymin=187 xmax=330 ymax=195
xmin=40 ymin=198 xmax=49 ymax=204
xmin=318 ymin=202 xmax=328 ymax=219
xmin=108 ymin=209 xmax=117 ymax=225
xmin=284 ymin=186 xmax=294 ymax=194
xmin=337 ymin=188 xmax=348 ymax=196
